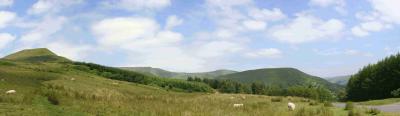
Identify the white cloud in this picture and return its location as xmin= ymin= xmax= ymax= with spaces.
xmin=46 ymin=41 xmax=91 ymax=60
xmin=206 ymin=0 xmax=252 ymax=8
xmin=92 ymin=17 xmax=159 ymax=47
xmin=242 ymin=20 xmax=266 ymax=31
xmin=351 ymin=26 xmax=369 ymax=37
xmin=245 ymin=48 xmax=282 ymax=59
xmin=360 ymin=21 xmax=384 ymax=32
xmin=269 ymin=13 xmax=345 ymax=44
xmin=196 ymin=41 xmax=243 ymax=58
xmin=314 ymin=48 xmax=373 ymax=57
xmin=0 ymin=11 xmax=16 ymax=28
xmin=352 ymin=0 xmax=400 ymax=37
xmin=127 ymin=47 xmax=205 ymax=72
xmin=0 ymin=0 xmax=13 ymax=7
xmin=248 ymin=8 xmax=286 ymax=21
xmin=92 ymin=16 xmax=207 ymax=72
xmin=19 ymin=16 xmax=67 ymax=44
xmin=101 ymin=0 xmax=171 ymax=12
xmin=0 ymin=33 xmax=15 ymax=49
xmin=28 ymin=0 xmax=83 ymax=15
xmin=370 ymin=0 xmax=400 ymax=24
xmin=165 ymin=15 xmax=183 ymax=30
xmin=309 ymin=0 xmax=345 ymax=7
xmin=344 ymin=49 xmax=373 ymax=57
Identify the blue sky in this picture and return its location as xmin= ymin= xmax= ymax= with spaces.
xmin=0 ymin=0 xmax=399 ymax=77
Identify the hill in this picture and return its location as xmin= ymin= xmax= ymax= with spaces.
xmin=121 ymin=67 xmax=237 ymax=79
xmin=3 ymin=48 xmax=70 ymax=62
xmin=0 ymin=48 xmax=353 ymax=115
xmin=347 ymin=53 xmax=400 ymax=101
xmin=218 ymin=68 xmax=343 ymax=91
xmin=327 ymin=75 xmax=351 ymax=86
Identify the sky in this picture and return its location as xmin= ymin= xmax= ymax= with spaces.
xmin=0 ymin=0 xmax=399 ymax=77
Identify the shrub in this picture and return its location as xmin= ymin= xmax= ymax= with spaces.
xmin=323 ymin=102 xmax=333 ymax=107
xmin=309 ymin=101 xmax=319 ymax=106
xmin=345 ymin=102 xmax=354 ymax=110
xmin=348 ymin=109 xmax=363 ymax=116
xmin=391 ymin=88 xmax=400 ymax=97
xmin=366 ymin=108 xmax=380 ymax=115
xmin=271 ymin=97 xmax=282 ymax=102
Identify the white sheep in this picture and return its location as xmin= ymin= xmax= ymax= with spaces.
xmin=233 ymin=103 xmax=243 ymax=107
xmin=70 ymin=78 xmax=75 ymax=81
xmin=288 ymin=102 xmax=296 ymax=111
xmin=5 ymin=90 xmax=16 ymax=94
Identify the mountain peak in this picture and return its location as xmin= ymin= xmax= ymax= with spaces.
xmin=3 ymin=48 xmax=70 ymax=62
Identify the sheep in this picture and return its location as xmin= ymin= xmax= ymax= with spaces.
xmin=5 ymin=90 xmax=16 ymax=94
xmin=70 ymin=78 xmax=75 ymax=81
xmin=233 ymin=103 xmax=243 ymax=107
xmin=288 ymin=102 xmax=296 ymax=111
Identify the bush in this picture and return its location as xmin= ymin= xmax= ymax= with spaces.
xmin=391 ymin=88 xmax=400 ymax=97
xmin=309 ymin=101 xmax=319 ymax=106
xmin=366 ymin=108 xmax=380 ymax=115
xmin=348 ymin=109 xmax=363 ymax=116
xmin=345 ymin=102 xmax=354 ymax=110
xmin=271 ymin=97 xmax=282 ymax=102
xmin=323 ymin=102 xmax=333 ymax=107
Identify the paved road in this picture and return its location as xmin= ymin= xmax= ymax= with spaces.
xmin=333 ymin=102 xmax=400 ymax=112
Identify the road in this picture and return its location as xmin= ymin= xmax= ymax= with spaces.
xmin=333 ymin=102 xmax=400 ymax=112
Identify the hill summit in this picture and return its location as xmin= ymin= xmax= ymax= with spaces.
xmin=3 ymin=48 xmax=70 ymax=62
xmin=218 ymin=68 xmax=343 ymax=91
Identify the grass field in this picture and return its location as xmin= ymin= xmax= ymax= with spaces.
xmin=357 ymin=98 xmax=400 ymax=106
xmin=0 ymin=59 xmax=396 ymax=115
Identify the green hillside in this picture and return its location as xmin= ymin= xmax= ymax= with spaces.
xmin=3 ymin=48 xmax=70 ymax=62
xmin=327 ymin=75 xmax=351 ymax=86
xmin=218 ymin=68 xmax=343 ymax=91
xmin=121 ymin=67 xmax=237 ymax=79
xmin=347 ymin=53 xmax=400 ymax=101
xmin=0 ymin=48 xmax=355 ymax=115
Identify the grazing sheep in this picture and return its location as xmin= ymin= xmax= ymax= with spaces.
xmin=5 ymin=90 xmax=16 ymax=94
xmin=70 ymin=78 xmax=75 ymax=81
xmin=288 ymin=102 xmax=296 ymax=111
xmin=240 ymin=95 xmax=246 ymax=100
xmin=233 ymin=104 xmax=243 ymax=107
xmin=230 ymin=96 xmax=235 ymax=99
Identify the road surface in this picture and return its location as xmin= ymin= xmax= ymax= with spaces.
xmin=333 ymin=102 xmax=400 ymax=112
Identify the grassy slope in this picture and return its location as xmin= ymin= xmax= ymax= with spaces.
xmin=0 ymin=48 xmax=389 ymax=115
xmin=121 ymin=67 xmax=237 ymax=79
xmin=218 ymin=68 xmax=343 ymax=91
xmin=357 ymin=98 xmax=400 ymax=106
xmin=0 ymin=59 xmax=354 ymax=116
xmin=3 ymin=48 xmax=70 ymax=62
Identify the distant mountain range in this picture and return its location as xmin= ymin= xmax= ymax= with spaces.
xmin=120 ymin=67 xmax=237 ymax=79
xmin=123 ymin=67 xmax=344 ymax=91
xmin=217 ymin=68 xmax=343 ymax=91
xmin=326 ymin=75 xmax=351 ymax=86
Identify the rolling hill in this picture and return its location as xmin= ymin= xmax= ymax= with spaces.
xmin=327 ymin=75 xmax=351 ymax=86
xmin=121 ymin=67 xmax=237 ymax=79
xmin=3 ymin=48 xmax=70 ymax=62
xmin=0 ymin=48 xmax=351 ymax=115
xmin=217 ymin=68 xmax=343 ymax=91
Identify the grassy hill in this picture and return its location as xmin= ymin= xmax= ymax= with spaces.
xmin=121 ymin=67 xmax=237 ymax=79
xmin=327 ymin=75 xmax=351 ymax=86
xmin=3 ymin=48 xmax=70 ymax=62
xmin=218 ymin=68 xmax=343 ymax=91
xmin=0 ymin=48 xmax=384 ymax=115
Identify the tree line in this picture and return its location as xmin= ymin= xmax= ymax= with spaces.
xmin=73 ymin=62 xmax=213 ymax=93
xmin=347 ymin=53 xmax=400 ymax=101
xmin=187 ymin=77 xmax=335 ymax=101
